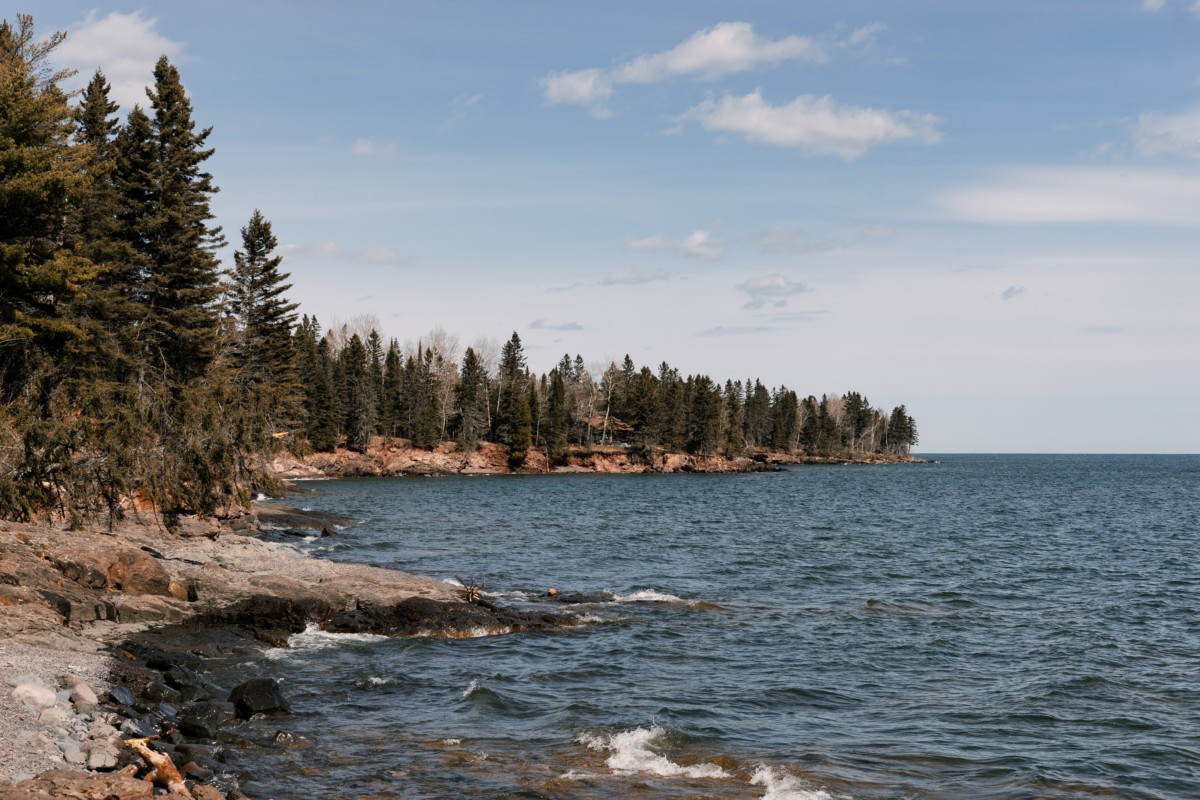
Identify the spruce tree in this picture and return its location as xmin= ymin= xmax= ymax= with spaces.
xmin=456 ymin=346 xmax=488 ymax=450
xmin=495 ymin=332 xmax=527 ymax=443
xmin=140 ymin=56 xmax=225 ymax=382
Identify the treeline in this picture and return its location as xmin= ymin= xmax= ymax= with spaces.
xmin=294 ymin=324 xmax=918 ymax=467
xmin=0 ymin=15 xmax=915 ymax=524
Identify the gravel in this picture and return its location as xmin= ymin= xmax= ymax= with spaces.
xmin=0 ymin=641 xmax=113 ymax=784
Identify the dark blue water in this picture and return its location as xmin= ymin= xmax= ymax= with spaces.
xmin=244 ymin=455 xmax=1200 ymax=799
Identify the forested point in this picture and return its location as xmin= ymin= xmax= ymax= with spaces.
xmin=0 ymin=15 xmax=918 ymax=525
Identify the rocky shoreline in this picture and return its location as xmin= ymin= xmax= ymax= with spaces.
xmin=0 ymin=507 xmax=581 ymax=799
xmin=273 ymin=438 xmax=924 ymax=480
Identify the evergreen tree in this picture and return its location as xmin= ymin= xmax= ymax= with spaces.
xmin=545 ymin=368 xmax=570 ymax=464
xmin=340 ymin=334 xmax=377 ymax=451
xmin=509 ymin=389 xmax=533 ymax=467
xmin=140 ymin=56 xmax=225 ymax=382
xmin=686 ymin=375 xmax=722 ymax=455
xmin=494 ymin=332 xmax=527 ymax=444
xmin=0 ymin=15 xmax=93 ymax=400
xmin=380 ymin=338 xmax=402 ymax=437
xmin=723 ymin=380 xmax=746 ymax=455
xmin=225 ymin=209 xmax=300 ymax=432
xmin=456 ymin=346 xmax=488 ymax=450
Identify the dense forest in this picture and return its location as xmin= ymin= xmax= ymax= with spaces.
xmin=0 ymin=15 xmax=917 ymax=524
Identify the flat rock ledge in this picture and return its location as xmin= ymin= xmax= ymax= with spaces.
xmin=0 ymin=509 xmax=579 ymax=798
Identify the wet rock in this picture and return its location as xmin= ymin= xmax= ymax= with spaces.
xmin=143 ymin=680 xmax=182 ymax=704
xmin=228 ymin=678 xmax=290 ymax=720
xmin=119 ymin=717 xmax=159 ymax=738
xmin=178 ymin=701 xmax=236 ymax=739
xmin=322 ymin=595 xmax=571 ymax=637
xmin=272 ymin=730 xmax=294 ymax=746
xmin=164 ymin=665 xmax=207 ymax=691
xmin=106 ymin=685 xmax=137 ymax=706
xmin=549 ymin=591 xmax=616 ymax=604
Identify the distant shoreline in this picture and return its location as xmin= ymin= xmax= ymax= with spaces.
xmin=271 ymin=439 xmax=927 ymax=481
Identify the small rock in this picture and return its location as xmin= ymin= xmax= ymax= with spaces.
xmin=87 ymin=748 xmax=118 ymax=770
xmin=40 ymin=705 xmax=74 ymax=726
xmin=70 ymin=682 xmax=99 ymax=705
xmin=120 ymin=717 xmax=158 ymax=738
xmin=106 ymin=685 xmax=136 ymax=706
xmin=190 ymin=784 xmax=226 ymax=800
xmin=64 ymin=749 xmax=87 ymax=765
xmin=9 ymin=672 xmax=47 ymax=688
xmin=13 ymin=682 xmax=57 ymax=710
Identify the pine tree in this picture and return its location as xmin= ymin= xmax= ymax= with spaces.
xmin=686 ymin=375 xmax=722 ymax=455
xmin=225 ymin=209 xmax=300 ymax=433
xmin=723 ymin=380 xmax=745 ymax=455
xmin=0 ymin=14 xmax=93 ymax=400
xmin=545 ymin=368 xmax=570 ymax=464
xmin=140 ymin=56 xmax=225 ymax=382
xmin=340 ymin=334 xmax=377 ymax=451
xmin=456 ymin=346 xmax=488 ymax=450
xmin=494 ymin=332 xmax=527 ymax=443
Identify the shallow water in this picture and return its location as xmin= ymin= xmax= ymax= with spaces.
xmin=239 ymin=455 xmax=1200 ymax=799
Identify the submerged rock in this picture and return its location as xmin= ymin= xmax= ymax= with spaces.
xmin=322 ymin=595 xmax=571 ymax=637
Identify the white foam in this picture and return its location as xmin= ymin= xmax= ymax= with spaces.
xmin=614 ymin=589 xmax=688 ymax=604
xmin=264 ymin=623 xmax=388 ymax=659
xmin=462 ymin=679 xmax=481 ymax=698
xmin=441 ymin=738 xmax=461 ymax=746
xmin=579 ymin=726 xmax=730 ymax=780
xmin=750 ymin=765 xmax=839 ymax=800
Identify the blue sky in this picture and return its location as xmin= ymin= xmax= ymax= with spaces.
xmin=23 ymin=1 xmax=1200 ymax=452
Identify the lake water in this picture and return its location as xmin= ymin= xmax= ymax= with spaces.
xmin=240 ymin=455 xmax=1200 ymax=799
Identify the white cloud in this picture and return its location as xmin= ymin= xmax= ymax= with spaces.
xmin=56 ymin=10 xmax=185 ymax=110
xmin=541 ymin=22 xmax=825 ymax=116
xmin=1142 ymin=0 xmax=1165 ymax=10
xmin=679 ymin=90 xmax=942 ymax=160
xmin=600 ymin=268 xmax=671 ymax=285
xmin=625 ymin=234 xmax=668 ymax=252
xmin=862 ymin=224 xmax=898 ymax=240
xmin=529 ymin=319 xmax=583 ymax=331
xmin=540 ymin=68 xmax=614 ymax=115
xmin=352 ymin=139 xmax=397 ymax=156
xmin=1135 ymin=105 xmax=1200 ymax=158
xmin=611 ymin=21 xmax=825 ymax=84
xmin=1001 ymin=286 xmax=1025 ymax=300
xmin=280 ymin=241 xmax=407 ymax=266
xmin=939 ymin=167 xmax=1200 ymax=226
xmin=681 ymin=229 xmax=728 ymax=260
xmin=737 ymin=273 xmax=811 ymax=309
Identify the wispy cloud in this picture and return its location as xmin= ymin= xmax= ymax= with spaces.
xmin=541 ymin=22 xmax=826 ymax=117
xmin=529 ymin=319 xmax=583 ymax=331
xmin=624 ymin=234 xmax=668 ymax=252
xmin=1086 ymin=324 xmax=1125 ymax=334
xmin=736 ymin=273 xmax=811 ymax=310
xmin=1001 ymin=285 xmax=1025 ymax=300
xmin=938 ymin=167 xmax=1200 ymax=225
xmin=444 ymin=93 xmax=485 ymax=129
xmin=624 ymin=229 xmax=727 ymax=259
xmin=1135 ymin=104 xmax=1200 ymax=158
xmin=599 ymin=268 xmax=671 ymax=285
xmin=679 ymin=90 xmax=942 ymax=160
xmin=698 ymin=325 xmax=781 ymax=337
xmin=56 ymin=10 xmax=185 ymax=110
xmin=351 ymin=139 xmax=397 ymax=156
xmin=279 ymin=241 xmax=408 ymax=266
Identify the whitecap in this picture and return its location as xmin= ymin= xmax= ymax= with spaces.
xmin=264 ymin=623 xmax=388 ymax=659
xmin=614 ymin=589 xmax=687 ymax=603
xmin=462 ymin=679 xmax=481 ymax=698
xmin=750 ymin=765 xmax=840 ymax=800
xmin=579 ymin=726 xmax=730 ymax=779
xmin=441 ymin=738 xmax=461 ymax=746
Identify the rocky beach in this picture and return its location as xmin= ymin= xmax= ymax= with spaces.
xmin=0 ymin=505 xmax=578 ymax=799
